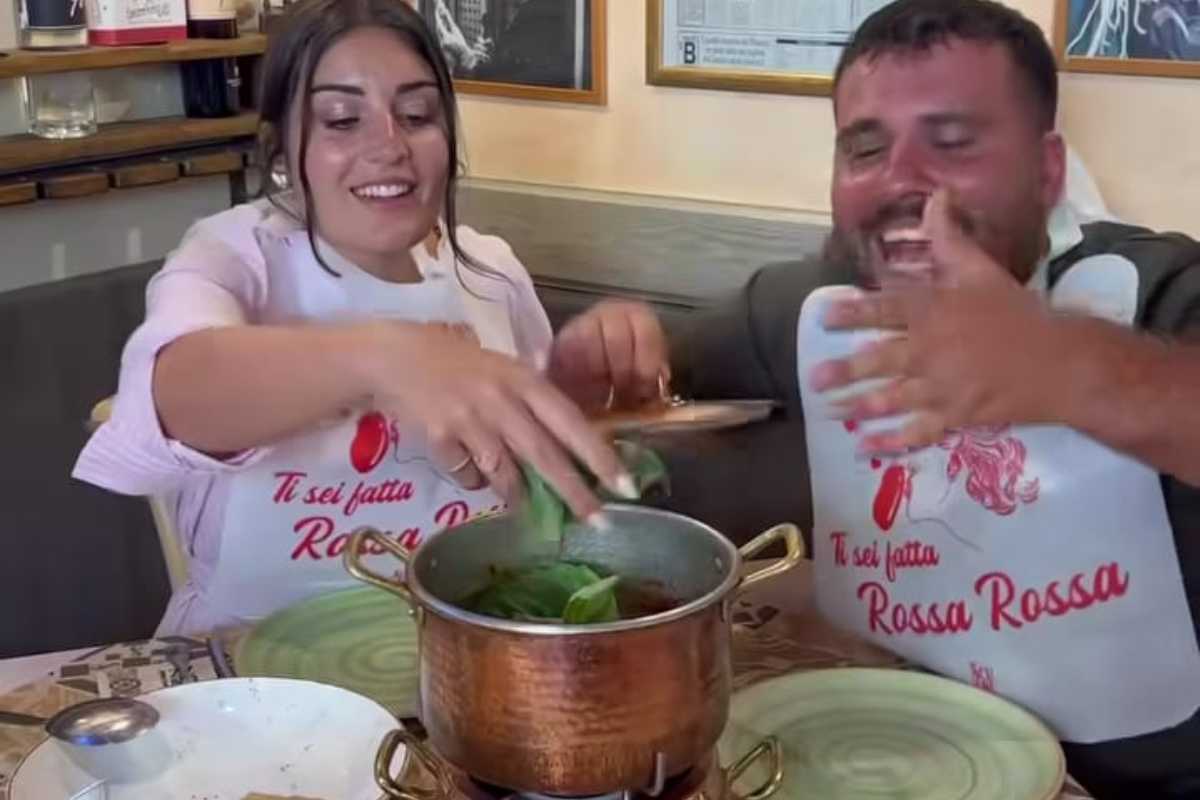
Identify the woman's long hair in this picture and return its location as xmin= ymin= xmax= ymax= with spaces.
xmin=256 ymin=0 xmax=503 ymax=285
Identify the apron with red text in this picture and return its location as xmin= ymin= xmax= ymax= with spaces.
xmin=797 ymin=254 xmax=1200 ymax=742
xmin=202 ymin=227 xmax=512 ymax=624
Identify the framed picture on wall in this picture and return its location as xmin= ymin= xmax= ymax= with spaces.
xmin=646 ymin=0 xmax=894 ymax=96
xmin=1056 ymin=0 xmax=1200 ymax=78
xmin=415 ymin=0 xmax=607 ymax=105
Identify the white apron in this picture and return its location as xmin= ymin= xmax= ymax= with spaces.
xmin=202 ymin=228 xmax=510 ymax=624
xmin=797 ymin=254 xmax=1200 ymax=743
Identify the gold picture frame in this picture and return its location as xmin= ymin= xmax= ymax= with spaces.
xmin=422 ymin=0 xmax=607 ymax=106
xmin=1055 ymin=0 xmax=1200 ymax=79
xmin=645 ymin=0 xmax=837 ymax=97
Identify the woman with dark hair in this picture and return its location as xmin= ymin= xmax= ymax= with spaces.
xmin=73 ymin=0 xmax=667 ymax=635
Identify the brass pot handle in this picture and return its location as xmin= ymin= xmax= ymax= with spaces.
xmin=726 ymin=736 xmax=784 ymax=800
xmin=344 ymin=526 xmax=415 ymax=607
xmin=375 ymin=727 xmax=453 ymax=800
xmin=735 ymin=524 xmax=805 ymax=599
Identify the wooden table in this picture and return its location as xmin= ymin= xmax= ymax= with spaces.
xmin=0 ymin=562 xmax=1092 ymax=799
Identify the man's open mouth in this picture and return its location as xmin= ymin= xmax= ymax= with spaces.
xmin=876 ymin=223 xmax=934 ymax=278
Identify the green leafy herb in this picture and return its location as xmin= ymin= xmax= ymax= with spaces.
xmin=466 ymin=562 xmax=613 ymax=622
xmin=464 ymin=441 xmax=668 ymax=625
xmin=610 ymin=440 xmax=669 ymax=500
xmin=521 ymin=463 xmax=569 ymax=548
xmin=562 ymin=574 xmax=621 ymax=624
xmin=520 ymin=439 xmax=669 ymax=544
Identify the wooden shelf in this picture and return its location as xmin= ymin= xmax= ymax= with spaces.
xmin=0 ymin=112 xmax=258 ymax=174
xmin=0 ymin=34 xmax=267 ymax=79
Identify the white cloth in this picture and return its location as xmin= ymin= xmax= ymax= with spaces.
xmin=74 ymin=199 xmax=553 ymax=634
xmin=203 ymin=226 xmax=509 ymax=621
xmin=795 ymin=229 xmax=1200 ymax=743
xmin=1062 ymin=143 xmax=1118 ymax=225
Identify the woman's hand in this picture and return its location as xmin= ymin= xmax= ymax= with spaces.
xmin=360 ymin=320 xmax=635 ymax=521
xmin=548 ymin=300 xmax=671 ymax=412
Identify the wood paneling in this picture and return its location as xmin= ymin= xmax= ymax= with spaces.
xmin=40 ymin=172 xmax=109 ymax=200
xmin=0 ymin=113 xmax=258 ymax=175
xmin=0 ymin=34 xmax=266 ymax=79
xmin=0 ymin=182 xmax=37 ymax=207
xmin=111 ymin=161 xmax=180 ymax=189
xmin=458 ymin=185 xmax=829 ymax=304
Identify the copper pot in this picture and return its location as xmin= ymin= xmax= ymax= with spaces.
xmin=345 ymin=505 xmax=803 ymax=797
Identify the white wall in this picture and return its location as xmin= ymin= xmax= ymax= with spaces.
xmin=0 ymin=0 xmax=14 ymax=49
xmin=0 ymin=175 xmax=233 ymax=293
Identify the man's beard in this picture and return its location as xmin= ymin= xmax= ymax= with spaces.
xmin=823 ymin=196 xmax=1049 ymax=289
xmin=822 ymin=226 xmax=877 ymax=289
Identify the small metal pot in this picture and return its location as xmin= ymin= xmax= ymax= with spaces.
xmin=345 ymin=505 xmax=804 ymax=797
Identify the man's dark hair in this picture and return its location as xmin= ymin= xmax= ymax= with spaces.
xmin=833 ymin=0 xmax=1058 ymax=131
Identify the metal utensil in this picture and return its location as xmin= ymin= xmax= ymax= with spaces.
xmin=593 ymin=399 xmax=777 ymax=436
xmin=45 ymin=697 xmax=170 ymax=784
xmin=592 ymin=373 xmax=775 ymax=437
xmin=45 ymin=697 xmax=159 ymax=745
xmin=0 ymin=709 xmax=48 ymax=726
xmin=1 ymin=698 xmax=158 ymax=732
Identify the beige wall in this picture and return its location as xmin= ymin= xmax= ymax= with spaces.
xmin=458 ymin=0 xmax=1199 ymax=239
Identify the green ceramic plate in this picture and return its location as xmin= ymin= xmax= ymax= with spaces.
xmin=233 ymin=587 xmax=419 ymax=717
xmin=719 ymin=668 xmax=1065 ymax=800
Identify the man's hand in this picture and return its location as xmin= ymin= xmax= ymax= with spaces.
xmin=809 ymin=190 xmax=1070 ymax=454
xmin=548 ymin=300 xmax=670 ymax=412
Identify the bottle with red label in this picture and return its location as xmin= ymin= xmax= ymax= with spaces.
xmin=85 ymin=0 xmax=187 ymax=45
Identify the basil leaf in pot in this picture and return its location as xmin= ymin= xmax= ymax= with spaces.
xmin=462 ymin=441 xmax=668 ymax=625
xmin=562 ymin=575 xmax=621 ymax=624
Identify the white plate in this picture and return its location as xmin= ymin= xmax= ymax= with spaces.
xmin=11 ymin=677 xmax=408 ymax=800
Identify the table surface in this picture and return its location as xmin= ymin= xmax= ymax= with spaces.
xmin=0 ymin=561 xmax=1092 ymax=799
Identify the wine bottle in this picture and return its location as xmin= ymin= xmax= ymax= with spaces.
xmin=181 ymin=0 xmax=241 ymax=119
